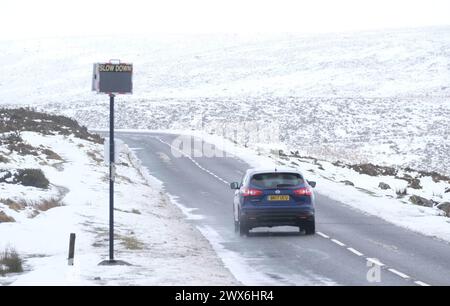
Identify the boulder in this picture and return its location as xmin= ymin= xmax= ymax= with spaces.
xmin=341 ymin=180 xmax=354 ymax=186
xmin=437 ymin=202 xmax=450 ymax=217
xmin=409 ymin=195 xmax=434 ymax=207
xmin=408 ymin=178 xmax=422 ymax=189
xmin=378 ymin=182 xmax=391 ymax=190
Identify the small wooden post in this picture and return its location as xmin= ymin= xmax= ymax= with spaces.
xmin=68 ymin=233 xmax=76 ymax=266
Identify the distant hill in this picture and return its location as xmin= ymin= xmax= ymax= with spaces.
xmin=1 ymin=27 xmax=449 ymax=175
xmin=1 ymin=26 xmax=450 ymax=105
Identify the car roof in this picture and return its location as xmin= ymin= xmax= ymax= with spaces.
xmin=245 ymin=167 xmax=304 ymax=177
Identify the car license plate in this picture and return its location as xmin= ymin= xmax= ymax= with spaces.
xmin=268 ymin=195 xmax=290 ymax=201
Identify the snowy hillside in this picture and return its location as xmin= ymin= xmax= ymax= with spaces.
xmin=0 ymin=109 xmax=236 ymax=285
xmin=1 ymin=27 xmax=450 ymax=103
xmin=1 ymin=26 xmax=449 ymax=174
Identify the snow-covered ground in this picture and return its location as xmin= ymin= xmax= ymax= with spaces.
xmin=0 ymin=127 xmax=237 ymax=285
xmin=1 ymin=26 xmax=448 ymax=175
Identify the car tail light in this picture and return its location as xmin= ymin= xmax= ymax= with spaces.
xmin=241 ymin=188 xmax=263 ymax=197
xmin=293 ymin=187 xmax=312 ymax=196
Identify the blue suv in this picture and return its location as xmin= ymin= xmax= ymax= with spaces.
xmin=230 ymin=168 xmax=316 ymax=236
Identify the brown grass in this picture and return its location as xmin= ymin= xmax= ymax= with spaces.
xmin=87 ymin=151 xmax=103 ymax=163
xmin=42 ymin=148 xmax=63 ymax=161
xmin=120 ymin=235 xmax=144 ymax=250
xmin=35 ymin=198 xmax=62 ymax=212
xmin=0 ymin=211 xmax=15 ymax=223
xmin=1 ymin=198 xmax=27 ymax=212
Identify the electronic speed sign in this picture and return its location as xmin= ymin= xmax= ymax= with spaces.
xmin=92 ymin=62 xmax=133 ymax=94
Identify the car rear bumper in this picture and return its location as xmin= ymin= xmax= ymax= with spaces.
xmin=241 ymin=206 xmax=314 ymax=227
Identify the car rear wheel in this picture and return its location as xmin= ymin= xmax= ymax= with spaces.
xmin=239 ymin=221 xmax=249 ymax=236
xmin=303 ymin=220 xmax=315 ymax=235
xmin=238 ymin=211 xmax=249 ymax=236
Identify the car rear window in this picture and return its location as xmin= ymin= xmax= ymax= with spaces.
xmin=250 ymin=172 xmax=304 ymax=188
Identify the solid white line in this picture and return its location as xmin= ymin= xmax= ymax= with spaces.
xmin=331 ymin=239 xmax=346 ymax=247
xmin=316 ymin=232 xmax=330 ymax=239
xmin=347 ymin=247 xmax=364 ymax=256
xmin=388 ymin=268 xmax=410 ymax=279
xmin=414 ymin=281 xmax=431 ymax=286
xmin=366 ymin=258 xmax=385 ymax=266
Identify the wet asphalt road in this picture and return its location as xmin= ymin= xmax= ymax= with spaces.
xmin=115 ymin=131 xmax=450 ymax=286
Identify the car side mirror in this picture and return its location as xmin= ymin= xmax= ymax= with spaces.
xmin=307 ymin=180 xmax=316 ymax=188
xmin=230 ymin=182 xmax=240 ymax=189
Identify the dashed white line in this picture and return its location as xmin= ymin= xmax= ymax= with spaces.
xmin=317 ymin=232 xmax=330 ymax=239
xmin=366 ymin=258 xmax=385 ymax=266
xmin=156 ymin=137 xmax=230 ymax=185
xmin=414 ymin=280 xmax=430 ymax=286
xmin=331 ymin=239 xmax=346 ymax=247
xmin=347 ymin=247 xmax=364 ymax=256
xmin=388 ymin=268 xmax=410 ymax=279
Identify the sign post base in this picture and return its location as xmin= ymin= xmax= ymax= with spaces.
xmin=98 ymin=259 xmax=131 ymax=266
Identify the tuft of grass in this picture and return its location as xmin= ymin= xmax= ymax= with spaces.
xmin=1 ymin=198 xmax=27 ymax=212
xmin=35 ymin=198 xmax=62 ymax=212
xmin=0 ymin=247 xmax=23 ymax=275
xmin=87 ymin=151 xmax=102 ymax=163
xmin=0 ymin=211 xmax=15 ymax=223
xmin=396 ymin=188 xmax=407 ymax=198
xmin=42 ymin=148 xmax=63 ymax=161
xmin=120 ymin=235 xmax=144 ymax=250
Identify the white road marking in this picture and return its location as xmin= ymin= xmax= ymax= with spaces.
xmin=156 ymin=137 xmax=230 ymax=185
xmin=366 ymin=258 xmax=385 ymax=266
xmin=414 ymin=280 xmax=430 ymax=286
xmin=347 ymin=247 xmax=364 ymax=256
xmin=317 ymin=232 xmax=330 ymax=239
xmin=388 ymin=268 xmax=410 ymax=279
xmin=331 ymin=239 xmax=346 ymax=247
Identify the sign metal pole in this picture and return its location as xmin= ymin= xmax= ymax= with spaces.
xmin=109 ymin=93 xmax=115 ymax=262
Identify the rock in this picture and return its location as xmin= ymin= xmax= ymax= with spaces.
xmin=341 ymin=180 xmax=354 ymax=186
xmin=417 ymin=170 xmax=450 ymax=183
xmin=378 ymin=182 xmax=391 ymax=190
xmin=408 ymin=178 xmax=422 ymax=189
xmin=350 ymin=163 xmax=397 ymax=177
xmin=437 ymin=202 xmax=450 ymax=217
xmin=409 ymin=195 xmax=434 ymax=207
xmin=445 ymin=187 xmax=450 ymax=193
xmin=397 ymin=174 xmax=422 ymax=189
xmin=332 ymin=160 xmax=345 ymax=167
